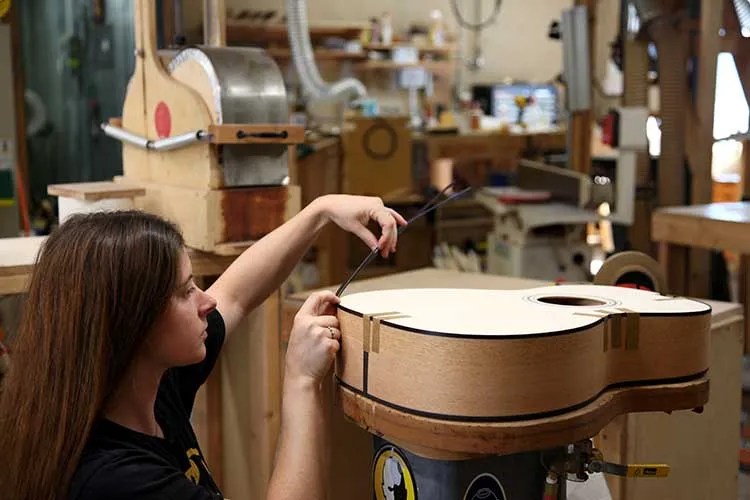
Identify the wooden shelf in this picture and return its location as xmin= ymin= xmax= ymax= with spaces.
xmin=226 ymin=21 xmax=366 ymax=45
xmin=355 ymin=60 xmax=454 ymax=72
xmin=363 ymin=43 xmax=456 ymax=55
xmin=267 ymin=48 xmax=367 ymax=61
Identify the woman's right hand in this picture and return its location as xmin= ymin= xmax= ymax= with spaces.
xmin=285 ymin=291 xmax=341 ymax=385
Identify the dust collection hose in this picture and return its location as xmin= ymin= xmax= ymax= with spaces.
xmin=285 ymin=0 xmax=367 ymax=103
xmin=733 ymin=0 xmax=750 ymax=30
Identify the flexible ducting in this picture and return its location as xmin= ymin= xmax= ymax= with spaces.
xmin=733 ymin=0 xmax=750 ymax=31
xmin=285 ymin=0 xmax=367 ymax=103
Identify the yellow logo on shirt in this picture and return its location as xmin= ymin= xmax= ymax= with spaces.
xmin=185 ymin=448 xmax=202 ymax=484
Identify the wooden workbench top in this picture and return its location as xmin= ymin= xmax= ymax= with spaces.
xmin=0 ymin=236 xmax=46 ymax=275
xmin=652 ymin=201 xmax=750 ymax=253
xmin=0 ymin=236 xmax=238 ymax=295
xmin=655 ymin=201 xmax=750 ymax=222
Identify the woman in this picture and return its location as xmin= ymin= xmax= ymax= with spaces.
xmin=0 ymin=194 xmax=406 ymax=500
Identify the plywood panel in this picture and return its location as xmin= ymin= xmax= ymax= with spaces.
xmin=221 ymin=293 xmax=282 ymax=499
xmin=119 ymin=176 xmax=300 ymax=253
xmin=600 ymin=306 xmax=743 ymax=500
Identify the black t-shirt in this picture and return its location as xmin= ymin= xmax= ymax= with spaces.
xmin=69 ymin=309 xmax=226 ymax=500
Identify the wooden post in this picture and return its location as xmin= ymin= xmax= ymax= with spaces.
xmin=685 ymin=0 xmax=723 ymax=298
xmin=160 ymin=0 xmax=176 ymax=48
xmin=653 ymin=22 xmax=688 ymax=209
xmin=220 ymin=293 xmax=282 ymax=499
xmin=623 ymin=35 xmax=653 ymax=254
xmin=203 ymin=0 xmax=227 ymax=47
xmin=9 ymin=2 xmax=29 ymax=234
xmin=725 ymin=2 xmax=750 ymax=199
xmin=571 ymin=0 xmax=596 ymax=174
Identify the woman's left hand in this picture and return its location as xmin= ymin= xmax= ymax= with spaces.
xmin=318 ymin=195 xmax=407 ymax=258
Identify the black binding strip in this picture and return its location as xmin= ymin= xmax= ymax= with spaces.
xmin=336 ymin=306 xmax=710 ymax=340
xmin=362 ymin=351 xmax=369 ymax=394
xmin=337 ymin=370 xmax=708 ymax=423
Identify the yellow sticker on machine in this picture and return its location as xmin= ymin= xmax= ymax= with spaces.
xmin=627 ymin=464 xmax=670 ymax=477
xmin=373 ymin=445 xmax=418 ymax=500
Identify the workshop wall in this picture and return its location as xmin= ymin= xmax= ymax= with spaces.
xmin=187 ymin=0 xmax=622 ymax=117
xmin=189 ymin=0 xmax=573 ymax=84
xmin=18 ymin=0 xmax=135 ymax=205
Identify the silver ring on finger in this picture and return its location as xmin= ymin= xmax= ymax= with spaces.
xmin=327 ymin=326 xmax=335 ymax=339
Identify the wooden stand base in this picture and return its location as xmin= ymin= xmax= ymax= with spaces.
xmin=337 ymin=377 xmax=709 ymax=460
xmin=115 ymin=177 xmax=299 ymax=253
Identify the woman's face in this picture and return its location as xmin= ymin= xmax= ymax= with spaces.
xmin=146 ymin=248 xmax=217 ymax=368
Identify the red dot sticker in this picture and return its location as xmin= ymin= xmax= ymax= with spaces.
xmin=154 ymin=101 xmax=171 ymax=138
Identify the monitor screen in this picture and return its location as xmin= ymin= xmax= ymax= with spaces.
xmin=491 ymin=83 xmax=558 ymax=125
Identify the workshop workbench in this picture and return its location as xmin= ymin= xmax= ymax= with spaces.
xmin=0 ymin=236 xmax=239 ymax=295
xmin=283 ymin=267 xmax=742 ymax=500
xmin=652 ymin=201 xmax=750 ymax=350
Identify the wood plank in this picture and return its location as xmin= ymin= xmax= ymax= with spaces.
xmin=652 ymin=202 xmax=750 ymax=253
xmin=206 ymin=358 xmax=224 ymax=486
xmin=688 ymin=0 xmax=722 ymax=205
xmin=118 ymin=176 xmax=300 ymax=253
xmin=687 ymin=0 xmax=724 ymax=298
xmin=9 ymin=1 xmax=28 ymax=233
xmin=266 ymin=48 xmax=368 ymax=61
xmin=651 ymin=14 xmax=689 ymax=209
xmin=211 ymin=241 xmax=254 ymax=257
xmin=221 ymin=292 xmax=281 ymax=500
xmin=740 ymin=255 xmax=750 ymax=352
xmin=0 ymin=275 xmax=31 ymax=295
xmin=0 ymin=236 xmax=241 ymax=293
xmin=123 ymin=0 xmax=219 ymax=190
xmin=339 ymin=378 xmax=708 ymax=458
xmin=226 ymin=21 xmax=365 ymax=46
xmin=570 ymin=110 xmax=593 ymax=173
xmin=622 ymin=37 xmax=652 ymax=254
xmin=47 ymin=181 xmax=146 ymax=202
xmin=189 ymin=249 xmax=238 ymax=276
xmin=659 ymin=241 xmax=689 ymax=296
xmin=294 ymin=138 xmax=344 ymax=286
xmin=601 ymin=304 xmax=743 ymax=500
xmin=569 ymin=0 xmax=595 ymax=174
xmin=208 ymin=124 xmax=305 ymax=145
xmin=0 ymin=236 xmax=46 ymax=277
xmin=160 ymin=0 xmax=176 ymax=48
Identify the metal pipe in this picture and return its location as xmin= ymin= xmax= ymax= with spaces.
xmin=101 ymin=123 xmax=209 ymax=151
xmin=101 ymin=123 xmax=149 ymax=149
xmin=153 ymin=130 xmax=209 ymax=151
xmin=733 ymin=0 xmax=750 ymax=32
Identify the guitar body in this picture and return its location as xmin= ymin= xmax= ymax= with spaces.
xmin=336 ymin=285 xmax=711 ymax=458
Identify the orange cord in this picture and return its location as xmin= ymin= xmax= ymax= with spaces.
xmin=14 ymin=160 xmax=31 ymax=235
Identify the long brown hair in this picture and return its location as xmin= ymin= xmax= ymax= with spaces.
xmin=0 ymin=210 xmax=184 ymax=499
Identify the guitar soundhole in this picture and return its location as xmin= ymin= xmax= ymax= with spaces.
xmin=536 ymin=296 xmax=607 ymax=307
